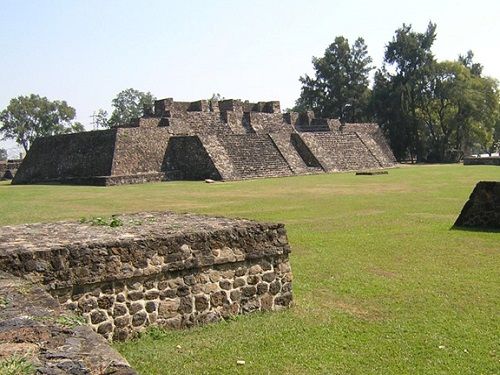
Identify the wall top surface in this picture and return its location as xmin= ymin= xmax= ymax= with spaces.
xmin=0 ymin=211 xmax=283 ymax=256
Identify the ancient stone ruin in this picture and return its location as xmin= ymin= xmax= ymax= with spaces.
xmin=0 ymin=211 xmax=292 ymax=372
xmin=12 ymin=97 xmax=396 ymax=185
xmin=0 ymin=159 xmax=22 ymax=181
xmin=0 ymin=211 xmax=292 ymax=338
xmin=454 ymin=181 xmax=500 ymax=229
xmin=463 ymin=156 xmax=500 ymax=166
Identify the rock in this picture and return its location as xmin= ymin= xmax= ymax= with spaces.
xmin=127 ymin=290 xmax=144 ymax=301
xmin=247 ymin=275 xmax=260 ymax=285
xmin=205 ymin=179 xmax=215 ymax=183
xmin=176 ymin=285 xmax=190 ymax=297
xmin=210 ymin=291 xmax=227 ymax=307
xmin=248 ymin=265 xmax=262 ymax=275
xmin=194 ymin=295 xmax=209 ymax=312
xmin=158 ymin=299 xmax=179 ymax=319
xmin=97 ymin=322 xmax=113 ymax=335
xmin=78 ymin=297 xmax=97 ymax=313
xmin=112 ymin=304 xmax=128 ymax=317
xmin=128 ymin=302 xmax=143 ymax=315
xmin=230 ymin=290 xmax=242 ymax=302
xmin=256 ymin=283 xmax=268 ymax=295
xmin=145 ymin=301 xmax=157 ymax=313
xmin=219 ymin=280 xmax=231 ymax=290
xmin=262 ymin=272 xmax=276 ymax=282
xmin=260 ymin=293 xmax=274 ymax=311
xmin=114 ymin=316 xmax=130 ymax=328
xmin=145 ymin=290 xmax=160 ymax=300
xmin=274 ymin=292 xmax=292 ymax=307
xmin=90 ymin=310 xmax=107 ymax=325
xmin=132 ymin=312 xmax=147 ymax=327
xmin=97 ymin=295 xmax=115 ymax=309
xmin=241 ymin=286 xmax=257 ymax=297
xmin=178 ymin=296 xmax=193 ymax=314
xmin=269 ymin=280 xmax=281 ymax=295
xmin=232 ymin=278 xmax=246 ymax=288
xmin=241 ymin=297 xmax=260 ymax=313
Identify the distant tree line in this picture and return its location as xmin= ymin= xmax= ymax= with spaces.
xmin=0 ymin=94 xmax=84 ymax=152
xmin=0 ymin=89 xmax=155 ymax=152
xmin=296 ymin=22 xmax=500 ymax=162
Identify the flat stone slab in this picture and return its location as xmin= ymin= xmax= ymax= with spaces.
xmin=355 ymin=171 xmax=388 ymax=175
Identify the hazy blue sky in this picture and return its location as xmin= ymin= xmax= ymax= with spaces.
xmin=1 ymin=0 xmax=499 ymax=156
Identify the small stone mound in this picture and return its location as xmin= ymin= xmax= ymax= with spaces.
xmin=454 ymin=181 xmax=500 ymax=229
xmin=2 ymin=169 xmax=16 ymax=180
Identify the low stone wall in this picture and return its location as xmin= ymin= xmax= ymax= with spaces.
xmin=0 ymin=212 xmax=293 ymax=341
xmin=454 ymin=181 xmax=500 ymax=229
xmin=463 ymin=157 xmax=500 ymax=166
xmin=0 ymin=271 xmax=135 ymax=374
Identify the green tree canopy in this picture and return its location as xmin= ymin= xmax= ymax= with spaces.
xmin=417 ymin=61 xmax=499 ymax=160
xmin=372 ymin=23 xmax=499 ymax=162
xmin=295 ymin=36 xmax=373 ymax=121
xmin=0 ymin=94 xmax=84 ymax=152
xmin=0 ymin=148 xmax=7 ymax=161
xmin=371 ymin=22 xmax=437 ymax=161
xmin=95 ymin=88 xmax=156 ymax=128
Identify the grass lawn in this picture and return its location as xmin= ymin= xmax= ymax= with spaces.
xmin=0 ymin=164 xmax=499 ymax=374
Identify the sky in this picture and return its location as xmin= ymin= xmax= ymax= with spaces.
xmin=1 ymin=0 xmax=499 ymax=157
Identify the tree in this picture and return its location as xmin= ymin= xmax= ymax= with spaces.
xmin=0 ymin=94 xmax=84 ymax=152
xmin=95 ymin=88 xmax=156 ymax=128
xmin=372 ymin=22 xmax=437 ymax=161
xmin=372 ymin=22 xmax=499 ymax=162
xmin=0 ymin=148 xmax=7 ymax=161
xmin=295 ymin=36 xmax=373 ymax=121
xmin=91 ymin=109 xmax=110 ymax=129
xmin=417 ymin=61 xmax=499 ymax=161
xmin=458 ymin=50 xmax=483 ymax=77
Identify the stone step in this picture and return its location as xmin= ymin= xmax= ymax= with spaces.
xmin=216 ymin=134 xmax=293 ymax=179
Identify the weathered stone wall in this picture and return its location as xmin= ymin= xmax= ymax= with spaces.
xmin=463 ymin=157 xmax=500 ymax=166
xmin=12 ymin=130 xmax=117 ymax=185
xmin=269 ymin=132 xmax=323 ymax=174
xmin=299 ymin=132 xmax=382 ymax=172
xmin=342 ymin=124 xmax=396 ymax=165
xmin=166 ymin=112 xmax=231 ymax=134
xmin=0 ymin=212 xmax=293 ymax=341
xmin=454 ymin=181 xmax=500 ymax=229
xmin=0 ymin=271 xmax=135 ymax=374
xmin=111 ymin=127 xmax=170 ymax=177
xmin=163 ymin=136 xmax=222 ymax=180
xmin=245 ymin=113 xmax=293 ymax=133
xmin=289 ymin=133 xmax=323 ymax=170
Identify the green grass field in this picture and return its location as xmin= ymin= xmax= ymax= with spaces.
xmin=0 ymin=165 xmax=498 ymax=374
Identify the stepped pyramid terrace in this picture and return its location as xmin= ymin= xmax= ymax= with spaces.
xmin=13 ymin=97 xmax=397 ymax=185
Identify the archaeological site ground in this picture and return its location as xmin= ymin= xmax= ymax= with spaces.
xmin=0 ymin=164 xmax=498 ymax=374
